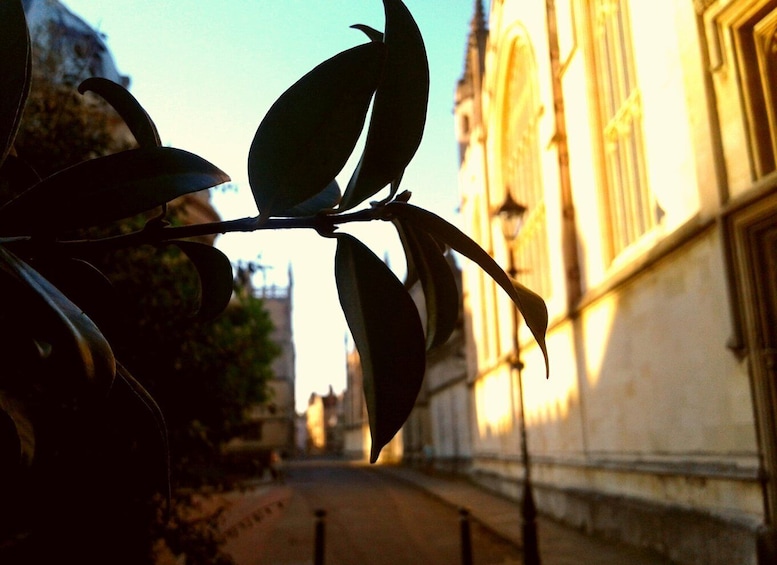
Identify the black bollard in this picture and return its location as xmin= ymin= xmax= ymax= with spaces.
xmin=314 ymin=508 xmax=326 ymax=565
xmin=521 ymin=481 xmax=541 ymax=565
xmin=459 ymin=507 xmax=473 ymax=565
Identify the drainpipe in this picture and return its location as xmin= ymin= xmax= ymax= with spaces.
xmin=694 ymin=7 xmax=729 ymax=207
xmin=545 ymin=0 xmax=582 ymax=311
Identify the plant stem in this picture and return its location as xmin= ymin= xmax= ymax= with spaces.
xmin=1 ymin=206 xmax=390 ymax=255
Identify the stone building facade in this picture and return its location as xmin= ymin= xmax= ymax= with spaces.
xmin=305 ymin=386 xmax=344 ymax=455
xmin=23 ymin=0 xmax=129 ymax=88
xmin=403 ymin=257 xmax=472 ymax=473
xmin=221 ymin=268 xmax=296 ymax=461
xmin=243 ymin=282 xmax=296 ymax=457
xmin=454 ymin=1 xmax=777 ymax=563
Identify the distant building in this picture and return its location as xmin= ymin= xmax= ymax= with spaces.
xmin=239 ymin=280 xmax=296 ymax=457
xmin=343 ymin=343 xmax=370 ymax=460
xmin=23 ymin=0 xmax=129 ymax=88
xmin=295 ymin=412 xmax=308 ymax=454
xmin=404 ymin=256 xmax=471 ymax=474
xmin=306 ymin=386 xmax=344 ymax=455
xmin=220 ymin=264 xmax=296 ymax=466
xmin=323 ymin=387 xmax=344 ymax=454
xmin=306 ymin=392 xmax=326 ymax=454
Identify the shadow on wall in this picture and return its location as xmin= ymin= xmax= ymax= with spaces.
xmin=475 ymin=231 xmax=749 ymax=459
xmin=472 ymin=231 xmax=760 ymax=564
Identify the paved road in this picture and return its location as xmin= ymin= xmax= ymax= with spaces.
xmin=228 ymin=460 xmax=522 ymax=565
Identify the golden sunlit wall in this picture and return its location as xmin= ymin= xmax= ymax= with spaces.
xmin=466 ymin=0 xmax=577 ymax=457
xmin=306 ymin=395 xmax=325 ymax=452
xmin=456 ymin=1 xmax=770 ymax=562
xmin=473 ymin=366 xmax=515 ymax=443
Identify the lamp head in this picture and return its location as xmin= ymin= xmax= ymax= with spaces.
xmin=496 ymin=191 xmax=527 ymax=242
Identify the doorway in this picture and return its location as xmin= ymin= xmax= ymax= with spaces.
xmin=730 ymin=190 xmax=777 ymax=561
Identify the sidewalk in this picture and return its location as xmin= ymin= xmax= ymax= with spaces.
xmin=379 ymin=465 xmax=674 ymax=565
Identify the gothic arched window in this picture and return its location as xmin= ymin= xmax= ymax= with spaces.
xmin=500 ymin=36 xmax=551 ymax=298
xmin=737 ymin=2 xmax=777 ymax=177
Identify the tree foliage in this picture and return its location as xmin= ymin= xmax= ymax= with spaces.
xmin=86 ymin=235 xmax=279 ymax=479
xmin=1 ymin=5 xmax=277 ymax=563
xmin=0 ymin=0 xmax=549 ymax=562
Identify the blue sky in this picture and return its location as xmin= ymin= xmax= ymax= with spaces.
xmin=61 ymin=0 xmax=479 ymax=412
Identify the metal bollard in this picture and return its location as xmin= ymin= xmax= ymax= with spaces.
xmin=314 ymin=508 xmax=326 ymax=565
xmin=459 ymin=507 xmax=473 ymax=565
xmin=521 ymin=480 xmax=541 ymax=565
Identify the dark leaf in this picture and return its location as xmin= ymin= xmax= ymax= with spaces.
xmin=0 ymin=0 xmax=31 ymax=166
xmin=0 ymin=392 xmax=35 ymax=470
xmin=340 ymin=0 xmax=429 ymax=211
xmin=351 ymin=23 xmax=384 ymax=42
xmin=0 ymin=147 xmax=230 ymax=235
xmin=335 ymin=233 xmax=426 ymax=462
xmin=170 ymin=240 xmax=234 ymax=321
xmin=79 ymin=77 xmax=161 ymax=148
xmin=394 ymin=219 xmax=420 ymax=289
xmin=115 ymin=362 xmax=171 ymax=505
xmin=277 ymin=179 xmax=341 ymax=217
xmin=0 ymin=246 xmax=116 ymax=395
xmin=388 ymin=202 xmax=549 ymax=376
xmin=248 ymin=42 xmax=385 ymax=219
xmin=395 ymin=219 xmax=459 ymax=350
xmin=30 ymin=256 xmax=122 ymax=337
xmin=0 ymin=154 xmax=40 ymax=200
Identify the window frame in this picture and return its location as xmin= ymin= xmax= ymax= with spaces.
xmin=730 ymin=0 xmax=777 ymax=178
xmin=584 ymin=0 xmax=660 ymax=262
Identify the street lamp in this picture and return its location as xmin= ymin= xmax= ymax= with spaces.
xmin=496 ymin=191 xmax=528 ymax=243
xmin=495 ymin=191 xmax=541 ymax=565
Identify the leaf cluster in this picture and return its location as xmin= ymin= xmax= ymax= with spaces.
xmin=244 ymin=0 xmax=549 ymax=461
xmin=0 ymin=4 xmax=274 ymax=562
xmin=0 ymin=0 xmax=549 ymax=560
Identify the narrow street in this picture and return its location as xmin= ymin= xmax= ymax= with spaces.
xmin=222 ymin=459 xmax=522 ymax=565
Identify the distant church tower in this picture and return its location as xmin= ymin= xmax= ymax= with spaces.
xmin=454 ymin=0 xmax=488 ymax=164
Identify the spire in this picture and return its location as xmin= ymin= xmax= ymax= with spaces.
xmin=466 ymin=0 xmax=488 ymax=75
xmin=460 ymin=0 xmax=488 ymax=90
xmin=472 ymin=0 xmax=486 ymax=35
xmin=455 ymin=0 xmax=489 ymax=160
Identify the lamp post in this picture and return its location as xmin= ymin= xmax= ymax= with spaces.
xmin=495 ymin=192 xmax=541 ymax=565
